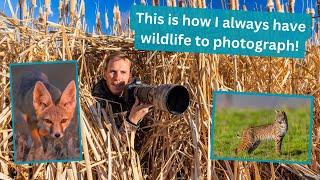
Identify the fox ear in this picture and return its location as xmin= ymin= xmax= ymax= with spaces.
xmin=33 ymin=81 xmax=53 ymax=112
xmin=59 ymin=80 xmax=77 ymax=113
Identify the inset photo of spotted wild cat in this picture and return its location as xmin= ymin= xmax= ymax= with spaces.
xmin=235 ymin=110 xmax=288 ymax=155
xmin=210 ymin=91 xmax=313 ymax=164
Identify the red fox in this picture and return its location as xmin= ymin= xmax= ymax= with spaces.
xmin=14 ymin=71 xmax=77 ymax=161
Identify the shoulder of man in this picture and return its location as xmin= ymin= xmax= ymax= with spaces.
xmin=91 ymin=79 xmax=129 ymax=113
xmin=91 ymin=79 xmax=109 ymax=108
xmin=92 ymin=79 xmax=108 ymax=99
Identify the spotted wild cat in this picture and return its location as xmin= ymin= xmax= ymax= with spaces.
xmin=235 ymin=110 xmax=288 ymax=155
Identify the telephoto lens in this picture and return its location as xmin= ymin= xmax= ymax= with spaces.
xmin=124 ymin=79 xmax=190 ymax=114
xmin=134 ymin=84 xmax=190 ymax=114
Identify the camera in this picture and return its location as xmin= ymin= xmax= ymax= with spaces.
xmin=124 ymin=79 xmax=190 ymax=115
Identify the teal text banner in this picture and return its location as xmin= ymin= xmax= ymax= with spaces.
xmin=130 ymin=5 xmax=312 ymax=58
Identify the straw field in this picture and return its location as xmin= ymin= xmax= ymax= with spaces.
xmin=0 ymin=0 xmax=320 ymax=179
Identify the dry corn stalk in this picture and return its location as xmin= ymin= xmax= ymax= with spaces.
xmin=105 ymin=12 xmax=109 ymax=32
xmin=189 ymin=0 xmax=196 ymax=7
xmin=197 ymin=0 xmax=206 ymax=8
xmin=203 ymin=0 xmax=206 ymax=8
xmin=235 ymin=0 xmax=239 ymax=10
xmin=305 ymin=8 xmax=315 ymax=33
xmin=112 ymin=5 xmax=122 ymax=35
xmin=95 ymin=10 xmax=102 ymax=35
xmin=29 ymin=0 xmax=37 ymax=18
xmin=172 ymin=0 xmax=177 ymax=7
xmin=178 ymin=0 xmax=185 ymax=7
xmin=306 ymin=7 xmax=311 ymax=14
xmin=275 ymin=0 xmax=284 ymax=12
xmin=58 ymin=0 xmax=64 ymax=20
xmin=317 ymin=0 xmax=320 ymax=36
xmin=70 ymin=0 xmax=77 ymax=22
xmin=1 ymin=52 xmax=9 ymax=178
xmin=38 ymin=6 xmax=45 ymax=24
xmin=18 ymin=0 xmax=27 ymax=20
xmin=80 ymin=0 xmax=85 ymax=17
xmin=128 ymin=16 xmax=132 ymax=37
xmin=314 ymin=31 xmax=318 ymax=44
xmin=229 ymin=0 xmax=236 ymax=10
xmin=113 ymin=5 xmax=121 ymax=26
xmin=267 ymin=0 xmax=274 ymax=12
xmin=310 ymin=8 xmax=315 ymax=30
xmin=242 ymin=4 xmax=247 ymax=11
xmin=64 ymin=0 xmax=69 ymax=20
xmin=152 ymin=0 xmax=159 ymax=6
xmin=289 ymin=0 xmax=295 ymax=13
xmin=44 ymin=0 xmax=52 ymax=15
xmin=31 ymin=0 xmax=37 ymax=7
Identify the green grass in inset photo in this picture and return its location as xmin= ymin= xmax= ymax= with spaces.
xmin=213 ymin=108 xmax=310 ymax=162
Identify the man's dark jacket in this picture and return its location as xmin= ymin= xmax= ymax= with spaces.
xmin=91 ymin=79 xmax=146 ymax=151
xmin=92 ymin=79 xmax=130 ymax=113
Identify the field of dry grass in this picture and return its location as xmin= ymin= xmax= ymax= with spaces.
xmin=0 ymin=0 xmax=320 ymax=179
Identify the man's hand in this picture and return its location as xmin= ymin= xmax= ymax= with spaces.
xmin=128 ymin=97 xmax=153 ymax=125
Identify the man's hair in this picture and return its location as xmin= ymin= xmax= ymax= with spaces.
xmin=104 ymin=51 xmax=133 ymax=71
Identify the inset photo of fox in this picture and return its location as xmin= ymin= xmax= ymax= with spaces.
xmin=211 ymin=91 xmax=313 ymax=164
xmin=10 ymin=61 xmax=82 ymax=164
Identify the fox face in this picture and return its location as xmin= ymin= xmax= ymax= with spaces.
xmin=33 ymin=80 xmax=77 ymax=139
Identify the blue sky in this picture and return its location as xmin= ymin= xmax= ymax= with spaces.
xmin=1 ymin=0 xmax=317 ymax=34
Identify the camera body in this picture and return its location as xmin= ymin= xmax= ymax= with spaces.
xmin=124 ymin=79 xmax=190 ymax=115
xmin=124 ymin=78 xmax=144 ymax=109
